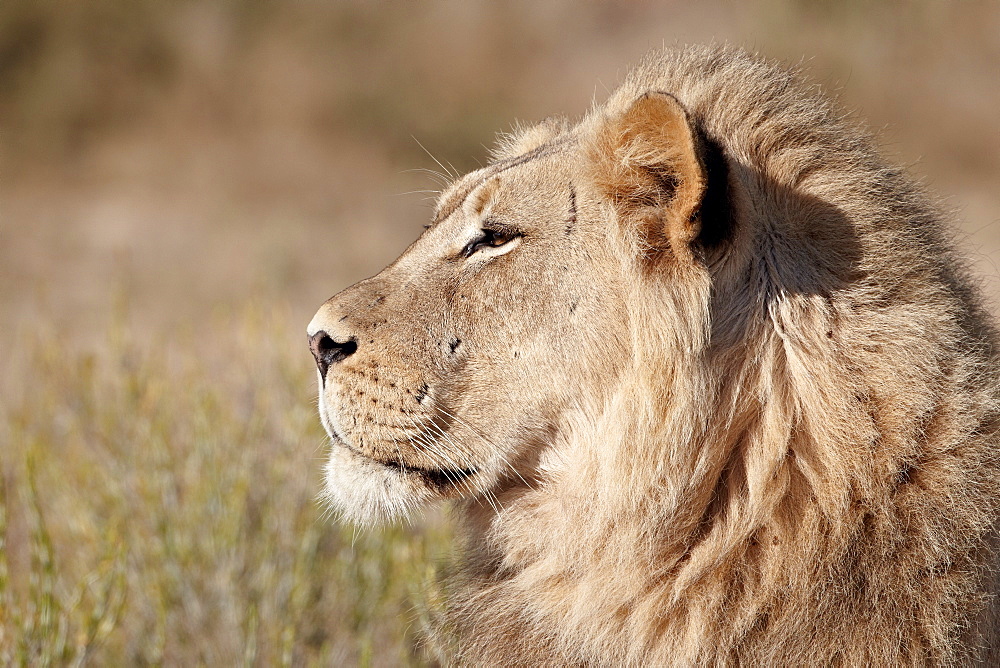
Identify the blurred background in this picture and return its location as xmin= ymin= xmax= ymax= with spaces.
xmin=1 ymin=1 xmax=997 ymax=664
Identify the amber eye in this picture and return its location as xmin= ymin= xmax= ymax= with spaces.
xmin=463 ymin=228 xmax=520 ymax=257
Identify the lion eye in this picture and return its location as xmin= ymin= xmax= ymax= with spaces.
xmin=463 ymin=228 xmax=520 ymax=257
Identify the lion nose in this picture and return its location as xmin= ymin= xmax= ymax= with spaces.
xmin=308 ymin=331 xmax=358 ymax=379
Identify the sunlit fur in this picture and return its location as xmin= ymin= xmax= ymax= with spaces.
xmin=311 ymin=45 xmax=1000 ymax=664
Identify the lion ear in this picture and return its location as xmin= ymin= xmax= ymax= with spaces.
xmin=587 ymin=91 xmax=708 ymax=260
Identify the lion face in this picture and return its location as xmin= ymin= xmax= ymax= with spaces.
xmin=309 ymin=93 xmax=710 ymax=523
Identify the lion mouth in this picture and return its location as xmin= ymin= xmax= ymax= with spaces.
xmin=378 ymin=458 xmax=478 ymax=488
xmin=328 ymin=429 xmax=478 ymax=489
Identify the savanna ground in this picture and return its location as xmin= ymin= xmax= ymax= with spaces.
xmin=1 ymin=1 xmax=998 ymax=665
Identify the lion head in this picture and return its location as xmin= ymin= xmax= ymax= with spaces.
xmin=307 ymin=89 xmax=724 ymax=525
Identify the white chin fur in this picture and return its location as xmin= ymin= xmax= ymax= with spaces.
xmin=317 ymin=387 xmax=433 ymax=525
xmin=320 ymin=441 xmax=438 ymax=526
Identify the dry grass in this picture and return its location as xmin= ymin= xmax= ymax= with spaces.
xmin=1 ymin=1 xmax=997 ymax=664
xmin=0 ymin=306 xmax=450 ymax=665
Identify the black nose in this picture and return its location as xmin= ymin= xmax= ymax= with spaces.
xmin=308 ymin=331 xmax=358 ymax=378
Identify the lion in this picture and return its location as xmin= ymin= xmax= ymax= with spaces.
xmin=307 ymin=45 xmax=1000 ymax=665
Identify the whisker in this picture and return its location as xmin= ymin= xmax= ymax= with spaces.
xmin=422 ymin=399 xmax=527 ymax=505
xmin=401 ymin=167 xmax=452 ymax=189
xmin=394 ymin=434 xmax=409 ymax=475
xmin=412 ymin=136 xmax=459 ymax=180
xmin=415 ymin=414 xmax=503 ymax=516
xmin=393 ymin=189 xmax=443 ymax=198
xmin=404 ymin=415 xmax=476 ymax=496
xmin=428 ymin=399 xmax=536 ymax=493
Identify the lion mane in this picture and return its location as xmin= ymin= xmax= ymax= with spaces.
xmin=311 ymin=45 xmax=1000 ymax=665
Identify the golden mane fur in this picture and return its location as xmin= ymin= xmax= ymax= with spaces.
xmin=309 ymin=45 xmax=1000 ymax=665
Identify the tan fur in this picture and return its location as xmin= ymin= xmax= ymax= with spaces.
xmin=308 ymin=45 xmax=1000 ymax=665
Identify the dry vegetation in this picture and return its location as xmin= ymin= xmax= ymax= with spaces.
xmin=1 ymin=1 xmax=998 ymax=664
xmin=1 ymin=308 xmax=450 ymax=664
